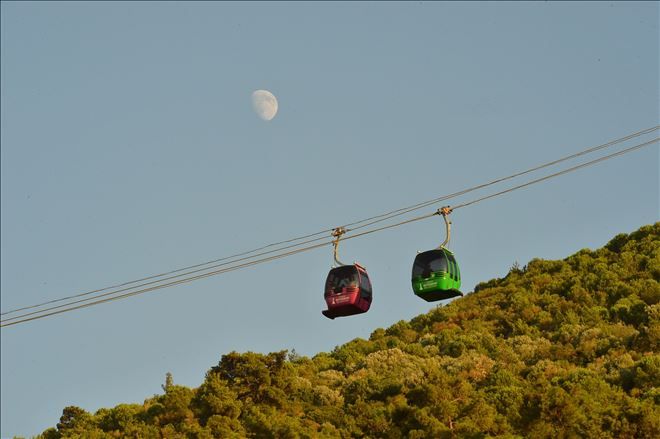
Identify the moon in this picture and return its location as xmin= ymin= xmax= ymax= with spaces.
xmin=251 ymin=90 xmax=278 ymax=121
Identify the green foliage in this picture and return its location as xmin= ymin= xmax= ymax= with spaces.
xmin=40 ymin=223 xmax=660 ymax=438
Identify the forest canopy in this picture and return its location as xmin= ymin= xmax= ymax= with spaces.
xmin=36 ymin=223 xmax=659 ymax=438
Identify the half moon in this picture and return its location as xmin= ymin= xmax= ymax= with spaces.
xmin=251 ymin=90 xmax=278 ymax=121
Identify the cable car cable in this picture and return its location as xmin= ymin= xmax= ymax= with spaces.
xmin=3 ymin=125 xmax=654 ymax=318
xmin=1 ymin=134 xmax=657 ymax=326
xmin=2 ymin=135 xmax=656 ymax=325
xmin=451 ymin=137 xmax=658 ymax=211
xmin=0 ymin=228 xmax=332 ymax=317
xmin=0 ymin=232 xmax=333 ymax=324
xmin=1 ymin=241 xmax=334 ymax=327
xmin=340 ymin=125 xmax=659 ymax=231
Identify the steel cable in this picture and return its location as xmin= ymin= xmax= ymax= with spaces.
xmin=3 ymin=126 xmax=655 ymax=317
xmin=2 ymin=136 xmax=655 ymax=328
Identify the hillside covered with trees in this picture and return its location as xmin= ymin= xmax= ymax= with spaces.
xmin=38 ymin=224 xmax=659 ymax=438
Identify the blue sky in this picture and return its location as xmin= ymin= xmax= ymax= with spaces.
xmin=1 ymin=2 xmax=658 ymax=436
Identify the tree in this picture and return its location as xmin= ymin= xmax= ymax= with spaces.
xmin=162 ymin=371 xmax=174 ymax=392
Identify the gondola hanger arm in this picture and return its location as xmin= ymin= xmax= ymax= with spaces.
xmin=332 ymin=227 xmax=347 ymax=267
xmin=436 ymin=206 xmax=452 ymax=249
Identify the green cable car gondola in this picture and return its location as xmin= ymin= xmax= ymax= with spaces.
xmin=412 ymin=207 xmax=463 ymax=302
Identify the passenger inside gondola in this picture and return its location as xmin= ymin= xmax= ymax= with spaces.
xmin=413 ymin=250 xmax=448 ymax=278
xmin=327 ymin=266 xmax=358 ymax=293
xmin=338 ymin=274 xmax=357 ymax=289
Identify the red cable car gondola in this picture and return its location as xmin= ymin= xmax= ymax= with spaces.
xmin=322 ymin=228 xmax=373 ymax=319
xmin=322 ymin=263 xmax=372 ymax=319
